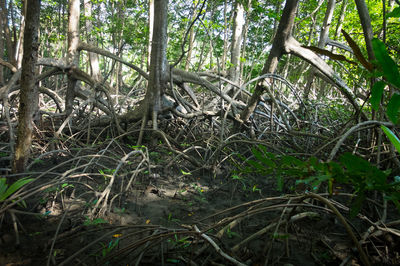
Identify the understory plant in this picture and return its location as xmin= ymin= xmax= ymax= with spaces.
xmin=234 ymin=145 xmax=400 ymax=216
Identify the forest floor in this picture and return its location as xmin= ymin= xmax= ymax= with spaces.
xmin=1 ymin=115 xmax=400 ymax=266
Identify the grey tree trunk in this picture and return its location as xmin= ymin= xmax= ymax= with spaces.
xmin=12 ymin=0 xmax=40 ymax=173
xmin=0 ymin=0 xmax=15 ymax=67
xmin=84 ymin=0 xmax=101 ymax=81
xmin=147 ymin=0 xmax=154 ymax=71
xmin=354 ymin=0 xmax=375 ymax=61
xmin=240 ymin=0 xmax=362 ymax=123
xmin=136 ymin=0 xmax=168 ymax=131
xmin=228 ymin=1 xmax=245 ymax=87
xmin=65 ymin=0 xmax=80 ymax=116
xmin=240 ymin=0 xmax=299 ymax=122
xmin=0 ymin=12 xmax=4 ymax=86
xmin=303 ymin=0 xmax=336 ymax=100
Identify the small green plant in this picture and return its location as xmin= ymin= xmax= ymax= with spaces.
xmin=226 ymin=228 xmax=240 ymax=239
xmin=234 ymin=145 xmax=400 ymax=216
xmin=100 ymin=239 xmax=120 ymax=258
xmin=83 ymin=216 xmax=108 ymax=226
xmin=167 ymin=212 xmax=180 ymax=224
xmin=0 ymin=177 xmax=34 ymax=202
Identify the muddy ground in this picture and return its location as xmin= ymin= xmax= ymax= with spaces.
xmin=1 ymin=128 xmax=400 ymax=266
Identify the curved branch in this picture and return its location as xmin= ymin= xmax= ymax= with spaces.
xmin=78 ymin=42 xmax=149 ymax=79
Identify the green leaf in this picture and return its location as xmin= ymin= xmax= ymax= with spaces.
xmin=0 ymin=177 xmax=34 ymax=202
xmin=381 ymin=125 xmax=400 ymax=154
xmin=370 ymin=81 xmax=386 ymax=111
xmin=372 ymin=38 xmax=400 ymax=88
xmin=251 ymin=147 xmax=275 ymax=168
xmin=387 ymin=7 xmax=400 ymax=18
xmin=350 ymin=192 xmax=366 ymax=218
xmin=387 ymin=93 xmax=400 ymax=124
xmin=0 ymin=178 xmax=8 ymax=198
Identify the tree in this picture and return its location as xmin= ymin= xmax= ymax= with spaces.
xmin=303 ymin=0 xmax=336 ymax=99
xmin=227 ymin=0 xmax=246 ymax=89
xmin=65 ymin=0 xmax=80 ymax=116
xmin=12 ymin=0 xmax=41 ymax=173
xmin=84 ymin=0 xmax=101 ymax=81
xmin=127 ymin=0 xmax=168 ymax=144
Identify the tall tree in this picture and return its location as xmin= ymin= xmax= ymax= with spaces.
xmin=227 ymin=0 xmax=245 ymax=89
xmin=146 ymin=0 xmax=168 ymax=129
xmin=0 ymin=0 xmax=16 ymax=67
xmin=240 ymin=0 xmax=299 ymax=122
xmin=303 ymin=0 xmax=336 ymax=99
xmin=84 ymin=0 xmax=101 ymax=81
xmin=12 ymin=0 xmax=41 ymax=173
xmin=354 ymin=0 xmax=375 ymax=61
xmin=65 ymin=0 xmax=80 ymax=116
xmin=147 ymin=0 xmax=154 ymax=71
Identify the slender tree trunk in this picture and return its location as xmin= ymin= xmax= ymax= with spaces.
xmin=184 ymin=6 xmax=196 ymax=71
xmin=0 ymin=13 xmax=4 ymax=86
xmin=228 ymin=0 xmax=245 ymax=87
xmin=65 ymin=0 xmax=80 ymax=116
xmin=143 ymin=0 xmax=168 ymax=129
xmin=240 ymin=0 xmax=299 ymax=122
xmin=221 ymin=0 xmax=228 ymax=73
xmin=354 ymin=0 xmax=375 ymax=61
xmin=0 ymin=0 xmax=15 ymax=67
xmin=84 ymin=0 xmax=101 ymax=81
xmin=15 ymin=0 xmax=27 ymax=69
xmin=12 ymin=0 xmax=40 ymax=173
xmin=334 ymin=0 xmax=348 ymax=40
xmin=303 ymin=0 xmax=336 ymax=100
xmin=147 ymin=0 xmax=154 ymax=71
xmin=240 ymin=0 xmax=252 ymax=85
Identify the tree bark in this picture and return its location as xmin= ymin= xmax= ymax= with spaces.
xmin=12 ymin=0 xmax=40 ymax=173
xmin=228 ymin=0 xmax=245 ymax=87
xmin=0 ymin=0 xmax=15 ymax=67
xmin=15 ymin=0 xmax=27 ymax=69
xmin=147 ymin=0 xmax=154 ymax=71
xmin=143 ymin=0 xmax=168 ymax=127
xmin=84 ymin=0 xmax=101 ymax=81
xmin=65 ymin=0 xmax=80 ymax=116
xmin=0 ymin=11 xmax=4 ymax=86
xmin=240 ymin=0 xmax=362 ymax=123
xmin=240 ymin=0 xmax=299 ymax=122
xmin=303 ymin=0 xmax=336 ymax=99
xmin=354 ymin=0 xmax=375 ymax=61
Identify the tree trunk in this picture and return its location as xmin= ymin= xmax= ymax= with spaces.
xmin=228 ymin=0 xmax=245 ymax=87
xmin=12 ymin=0 xmax=40 ymax=173
xmin=240 ymin=0 xmax=299 ymax=122
xmin=0 ymin=12 xmax=4 ymax=86
xmin=84 ymin=0 xmax=101 ymax=81
xmin=0 ymin=0 xmax=15 ymax=67
xmin=184 ymin=6 xmax=196 ymax=71
xmin=333 ymin=0 xmax=348 ymax=40
xmin=15 ymin=0 xmax=27 ymax=69
xmin=142 ymin=0 xmax=168 ymax=129
xmin=147 ymin=0 xmax=154 ymax=71
xmin=65 ymin=0 xmax=80 ymax=116
xmin=303 ymin=0 xmax=336 ymax=100
xmin=354 ymin=0 xmax=375 ymax=61
xmin=221 ymin=0 xmax=228 ymax=73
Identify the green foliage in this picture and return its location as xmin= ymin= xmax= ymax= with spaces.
xmin=370 ymin=81 xmax=386 ymax=111
xmin=372 ymin=38 xmax=400 ymax=88
xmin=234 ymin=145 xmax=400 ymax=216
xmin=83 ymin=216 xmax=108 ymax=226
xmin=387 ymin=7 xmax=400 ymax=18
xmin=381 ymin=125 xmax=400 ymax=154
xmin=0 ymin=177 xmax=34 ymax=202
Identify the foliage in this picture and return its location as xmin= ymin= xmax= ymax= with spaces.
xmin=0 ymin=177 xmax=34 ymax=202
xmin=234 ymin=145 xmax=400 ymax=216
